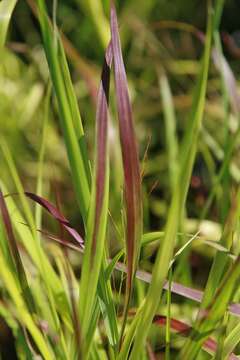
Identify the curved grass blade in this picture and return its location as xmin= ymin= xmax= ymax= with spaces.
xmin=25 ymin=192 xmax=84 ymax=247
xmin=0 ymin=0 xmax=17 ymax=47
xmin=78 ymin=43 xmax=112 ymax=355
xmin=110 ymin=3 xmax=142 ymax=339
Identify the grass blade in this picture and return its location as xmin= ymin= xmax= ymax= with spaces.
xmin=37 ymin=0 xmax=91 ymax=222
xmin=25 ymin=192 xmax=84 ymax=247
xmin=78 ymin=43 xmax=112 ymax=355
xmin=110 ymin=3 xmax=142 ymax=339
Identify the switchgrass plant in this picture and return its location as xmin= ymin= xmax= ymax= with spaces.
xmin=1 ymin=0 xmax=240 ymax=359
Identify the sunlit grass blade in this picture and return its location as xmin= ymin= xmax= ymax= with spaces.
xmin=76 ymin=0 xmax=110 ymax=48
xmin=0 ymin=146 xmax=72 ymax=339
xmin=119 ymin=4 xmax=212 ymax=358
xmin=0 ymin=251 xmax=53 ymax=360
xmin=0 ymin=0 xmax=17 ymax=47
xmin=222 ymin=322 xmax=240 ymax=358
xmin=78 ymin=43 xmax=112 ymax=356
xmin=110 ymin=3 xmax=142 ymax=339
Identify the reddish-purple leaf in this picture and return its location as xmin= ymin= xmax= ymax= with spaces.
xmin=153 ymin=315 xmax=238 ymax=359
xmin=90 ymin=43 xmax=112 ymax=257
xmin=25 ymin=192 xmax=84 ymax=248
xmin=110 ymin=1 xmax=142 ymax=301
xmin=114 ymin=261 xmax=240 ymax=318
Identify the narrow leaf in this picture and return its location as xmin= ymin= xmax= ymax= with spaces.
xmin=25 ymin=192 xmax=84 ymax=247
xmin=78 ymin=43 xmax=113 ymax=354
xmin=110 ymin=2 xmax=142 ymax=332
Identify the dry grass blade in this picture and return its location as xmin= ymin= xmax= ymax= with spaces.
xmin=110 ymin=2 xmax=142 ymax=337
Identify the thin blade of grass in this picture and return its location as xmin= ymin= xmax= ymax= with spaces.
xmin=35 ymin=85 xmax=51 ymax=236
xmin=110 ymin=3 xmax=142 ymax=340
xmin=25 ymin=192 xmax=84 ymax=247
xmin=37 ymin=0 xmax=91 ymax=221
xmin=158 ymin=71 xmax=178 ymax=191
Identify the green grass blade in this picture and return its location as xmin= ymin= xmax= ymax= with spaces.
xmin=79 ymin=44 xmax=112 ymax=356
xmin=158 ymin=71 xmax=178 ymax=191
xmin=35 ymin=85 xmax=51 ymax=234
xmin=0 ymin=251 xmax=54 ymax=360
xmin=37 ymin=0 xmax=91 ymax=222
xmin=76 ymin=0 xmax=110 ymax=48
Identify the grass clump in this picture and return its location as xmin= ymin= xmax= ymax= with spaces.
xmin=1 ymin=0 xmax=240 ymax=359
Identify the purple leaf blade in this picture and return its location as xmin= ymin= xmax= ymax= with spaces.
xmin=110 ymin=2 xmax=142 ymax=311
xmin=25 ymin=192 xmax=84 ymax=247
